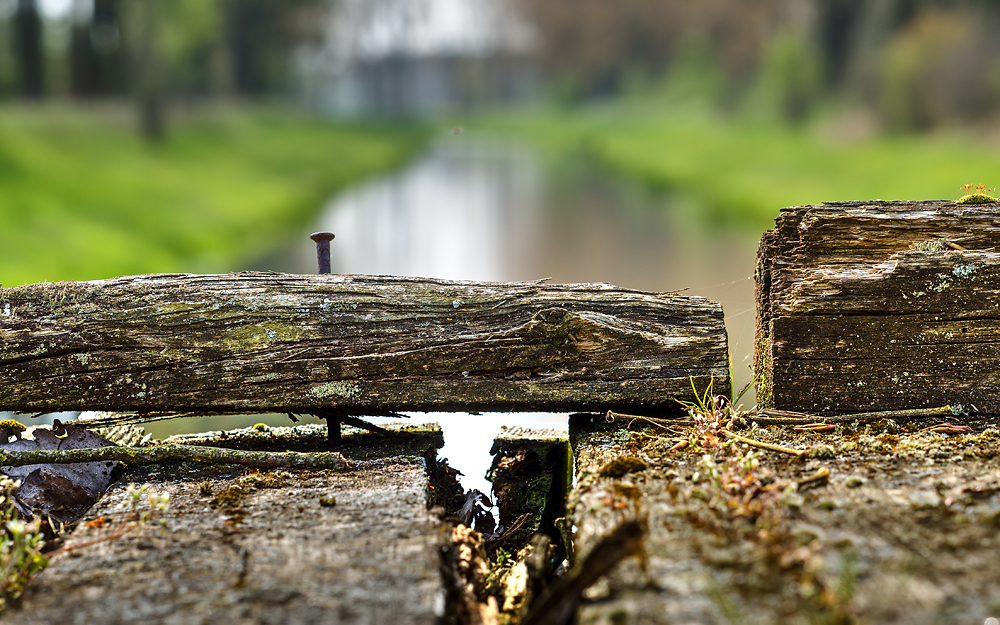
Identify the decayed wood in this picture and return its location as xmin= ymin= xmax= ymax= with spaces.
xmin=0 ymin=272 xmax=729 ymax=414
xmin=756 ymin=200 xmax=1000 ymax=414
xmin=522 ymin=519 xmax=647 ymax=625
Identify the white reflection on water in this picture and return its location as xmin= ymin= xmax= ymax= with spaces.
xmin=299 ymin=137 xmax=543 ymax=281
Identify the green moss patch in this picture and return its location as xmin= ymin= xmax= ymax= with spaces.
xmin=598 ymin=456 xmax=648 ymax=478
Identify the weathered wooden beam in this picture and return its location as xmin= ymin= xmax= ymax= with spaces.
xmin=0 ymin=443 xmax=353 ymax=471
xmin=756 ymin=200 xmax=1000 ymax=414
xmin=0 ymin=272 xmax=729 ymax=414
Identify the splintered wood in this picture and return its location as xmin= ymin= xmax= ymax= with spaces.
xmin=0 ymin=272 xmax=729 ymax=415
xmin=755 ymin=200 xmax=1000 ymax=414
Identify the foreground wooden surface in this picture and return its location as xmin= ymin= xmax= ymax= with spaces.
xmin=1 ymin=424 xmax=444 ymax=625
xmin=566 ymin=415 xmax=1000 ymax=624
xmin=756 ymin=200 xmax=1000 ymax=413
xmin=0 ymin=272 xmax=729 ymax=414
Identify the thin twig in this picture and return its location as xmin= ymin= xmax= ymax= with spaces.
xmin=606 ymin=411 xmax=694 ymax=428
xmin=793 ymin=423 xmax=836 ymax=433
xmin=743 ymin=413 xmax=823 ymax=426
xmin=796 ymin=467 xmax=831 ymax=490
xmin=626 ymin=417 xmax=691 ymax=435
xmin=833 ymin=405 xmax=956 ymax=422
xmin=74 ymin=411 xmax=225 ymax=428
xmin=486 ymin=513 xmax=534 ymax=547
xmin=719 ymin=430 xmax=805 ymax=457
xmin=0 ymin=444 xmax=353 ymax=470
xmin=75 ymin=410 xmax=403 ymax=432
xmin=754 ymin=405 xmax=955 ymax=425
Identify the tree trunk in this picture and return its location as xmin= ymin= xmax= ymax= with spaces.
xmin=70 ymin=0 xmax=124 ymax=97
xmin=0 ymin=272 xmax=729 ymax=414
xmin=134 ymin=0 xmax=164 ymax=141
xmin=756 ymin=199 xmax=1000 ymax=414
xmin=13 ymin=0 xmax=43 ymax=98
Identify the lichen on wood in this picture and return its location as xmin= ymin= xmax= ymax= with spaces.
xmin=0 ymin=272 xmax=729 ymax=414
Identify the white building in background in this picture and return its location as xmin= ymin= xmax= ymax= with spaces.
xmin=296 ymin=0 xmax=538 ymax=117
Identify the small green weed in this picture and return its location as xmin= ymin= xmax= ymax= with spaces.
xmin=676 ymin=378 xmax=744 ymax=453
xmin=125 ymin=483 xmax=171 ymax=527
xmin=0 ymin=476 xmax=47 ymax=610
xmin=956 ymin=182 xmax=998 ymax=204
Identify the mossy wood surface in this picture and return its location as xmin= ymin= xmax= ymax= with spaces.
xmin=488 ymin=427 xmax=571 ymax=549
xmin=1 ymin=440 xmax=443 ymax=624
xmin=0 ymin=272 xmax=728 ymax=413
xmin=756 ymin=200 xmax=1000 ymax=414
xmin=0 ymin=444 xmax=352 ymax=471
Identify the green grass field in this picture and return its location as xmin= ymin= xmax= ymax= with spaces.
xmin=483 ymin=103 xmax=1000 ymax=230
xmin=0 ymin=104 xmax=428 ymax=286
xmin=6 ymin=100 xmax=998 ymax=288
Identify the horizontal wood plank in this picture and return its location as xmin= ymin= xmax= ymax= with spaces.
xmin=0 ymin=272 xmax=729 ymax=414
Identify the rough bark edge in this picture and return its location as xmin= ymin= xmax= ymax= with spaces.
xmin=0 ymin=444 xmax=352 ymax=471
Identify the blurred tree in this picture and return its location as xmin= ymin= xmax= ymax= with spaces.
xmin=115 ymin=0 xmax=324 ymax=139
xmin=69 ymin=0 xmax=125 ymax=97
xmin=515 ymin=0 xmax=1000 ymax=131
xmin=755 ymin=31 xmax=824 ymax=123
xmin=12 ymin=0 xmax=42 ymax=98
xmin=223 ymin=0 xmax=324 ymax=96
xmin=133 ymin=0 xmax=164 ymax=140
xmin=815 ymin=0 xmax=854 ymax=84
xmin=158 ymin=0 xmax=227 ymax=96
xmin=878 ymin=6 xmax=1000 ymax=131
xmin=0 ymin=9 xmax=15 ymax=96
xmin=513 ymin=0 xmax=807 ymax=102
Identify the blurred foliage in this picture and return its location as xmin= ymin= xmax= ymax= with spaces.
xmin=0 ymin=0 xmax=326 ymax=132
xmin=878 ymin=8 xmax=1000 ymax=131
xmin=2 ymin=0 xmax=1000 ymax=133
xmin=516 ymin=0 xmax=783 ymax=102
xmin=0 ymin=105 xmax=427 ymax=286
xmin=0 ymin=476 xmax=46 ymax=610
xmin=753 ymin=31 xmax=824 ymax=124
xmin=484 ymin=103 xmax=1000 ymax=228
xmin=644 ymin=40 xmax=729 ymax=109
xmin=156 ymin=0 xmax=226 ymax=95
xmin=518 ymin=0 xmax=1000 ymax=131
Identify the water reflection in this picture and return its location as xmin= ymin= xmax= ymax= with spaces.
xmin=296 ymin=135 xmax=760 ymax=387
xmin=6 ymin=135 xmax=762 ymax=499
xmin=291 ymin=134 xmax=760 ymax=495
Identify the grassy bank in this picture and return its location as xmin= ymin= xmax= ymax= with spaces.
xmin=483 ymin=104 xmax=1000 ymax=229
xmin=0 ymin=104 xmax=428 ymax=286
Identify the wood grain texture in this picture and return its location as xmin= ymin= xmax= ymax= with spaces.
xmin=756 ymin=200 xmax=1000 ymax=413
xmin=0 ymin=272 xmax=729 ymax=414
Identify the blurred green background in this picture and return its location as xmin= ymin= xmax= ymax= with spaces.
xmin=2 ymin=0 xmax=1000 ymax=285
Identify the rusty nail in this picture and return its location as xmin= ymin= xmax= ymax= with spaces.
xmin=310 ymin=232 xmax=335 ymax=274
xmin=310 ymin=233 xmax=338 ymax=441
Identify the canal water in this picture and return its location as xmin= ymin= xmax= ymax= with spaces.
xmin=278 ymin=134 xmax=762 ymax=495
xmin=10 ymin=134 xmax=764 ymax=498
